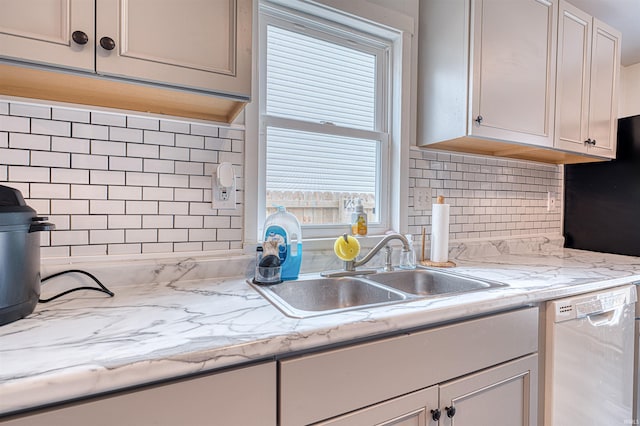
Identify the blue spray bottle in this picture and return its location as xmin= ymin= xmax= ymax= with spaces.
xmin=263 ymin=206 xmax=302 ymax=280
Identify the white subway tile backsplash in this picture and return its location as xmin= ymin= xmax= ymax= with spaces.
xmin=90 ymin=200 xmax=125 ymax=214
xmin=127 ymin=143 xmax=159 ymax=159
xmin=72 ymin=123 xmax=109 ymax=140
xmin=190 ymin=123 xmax=218 ymax=137
xmin=92 ymin=112 xmax=126 ymax=127
xmin=72 ymin=215 xmax=108 ymax=230
xmin=158 ymin=228 xmax=188 ymax=242
xmin=0 ymin=148 xmax=30 ymax=166
xmin=31 ymin=119 xmax=70 ymax=137
xmin=126 ymin=171 xmax=158 ymax=187
xmin=31 ymin=151 xmax=70 ymax=168
xmin=90 ymin=170 xmax=125 ymax=185
xmin=143 ymin=159 xmax=174 ymax=174
xmin=142 ymin=242 xmax=173 ymax=254
xmin=72 ymin=153 xmax=108 ymax=170
xmin=126 ymin=200 xmax=158 ymax=215
xmin=219 ymin=128 xmax=244 ymax=140
xmin=158 ymin=173 xmax=189 ymax=188
xmin=175 ymin=134 xmax=204 ymax=149
xmin=52 ymin=137 xmax=90 ymax=154
xmin=160 ymin=120 xmax=189 ymax=134
xmin=108 ymin=185 xmax=142 ymax=200
xmin=90 ymin=229 xmax=125 ymax=244
xmin=10 ymin=103 xmax=51 ymax=119
xmin=0 ymin=165 xmax=6 ymax=180
xmin=174 ymin=161 xmax=203 ymax=175
xmin=108 ymin=215 xmax=142 ymax=229
xmin=109 ymin=156 xmax=143 ymax=172
xmin=10 ymin=133 xmax=50 ymax=151
xmin=126 ymin=229 xmax=157 ymax=243
xmin=0 ymin=115 xmax=30 ymax=133
xmin=174 ymin=242 xmax=203 ymax=252
xmin=205 ymin=137 xmax=231 ymax=151
xmin=142 ymin=186 xmax=174 ymax=201
xmin=159 ymin=146 xmax=189 ymax=161
xmin=91 ymin=140 xmax=126 ymax=156
xmin=51 ymin=230 xmax=89 ymax=246
xmin=175 ymin=188 xmax=203 ymax=202
xmin=143 ymin=130 xmax=174 ymax=146
xmin=110 ymin=127 xmax=142 ymax=143
xmin=159 ymin=201 xmax=189 ymax=215
xmin=142 ymin=215 xmax=173 ymax=229
xmin=51 ymin=199 xmax=89 ymax=214
xmin=107 ymin=243 xmax=142 ymax=255
xmin=30 ymin=183 xmax=69 ymax=199
xmin=190 ymin=149 xmax=217 ymax=163
xmin=71 ymin=184 xmax=107 ymax=200
xmin=408 ymin=147 xmax=561 ymax=239
xmin=9 ymin=166 xmax=50 ymax=182
xmin=0 ymin=102 xmax=9 ymax=115
xmin=127 ymin=116 xmax=159 ymax=130
xmin=0 ymin=132 xmax=7 ymax=148
xmin=52 ymin=108 xmax=90 ymax=123
xmin=175 ymin=215 xmax=203 ymax=228
xmin=71 ymin=245 xmax=107 ymax=257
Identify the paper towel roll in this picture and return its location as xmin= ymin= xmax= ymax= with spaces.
xmin=430 ymin=201 xmax=450 ymax=262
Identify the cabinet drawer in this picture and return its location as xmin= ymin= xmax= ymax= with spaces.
xmin=280 ymin=307 xmax=538 ymax=426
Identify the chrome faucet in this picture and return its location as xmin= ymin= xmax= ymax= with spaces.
xmin=322 ymin=233 xmax=411 ymax=277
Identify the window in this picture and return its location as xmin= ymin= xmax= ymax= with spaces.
xmin=259 ymin=2 xmax=392 ymax=238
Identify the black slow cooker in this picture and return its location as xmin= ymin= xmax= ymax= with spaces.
xmin=0 ymin=185 xmax=55 ymax=326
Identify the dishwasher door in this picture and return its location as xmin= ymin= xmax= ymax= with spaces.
xmin=545 ymin=285 xmax=637 ymax=426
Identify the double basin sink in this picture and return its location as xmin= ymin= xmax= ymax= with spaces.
xmin=251 ymin=268 xmax=506 ymax=318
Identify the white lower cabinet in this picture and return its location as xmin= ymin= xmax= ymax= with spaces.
xmin=280 ymin=308 xmax=539 ymax=426
xmin=1 ymin=362 xmax=276 ymax=426
xmin=318 ymin=386 xmax=439 ymax=426
xmin=439 ymin=354 xmax=538 ymax=426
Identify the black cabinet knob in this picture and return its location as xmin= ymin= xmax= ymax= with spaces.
xmin=72 ymin=30 xmax=89 ymax=45
xmin=475 ymin=115 xmax=483 ymax=124
xmin=584 ymin=138 xmax=592 ymax=145
xmin=430 ymin=408 xmax=441 ymax=421
xmin=591 ymin=139 xmax=597 ymax=146
xmin=445 ymin=405 xmax=457 ymax=418
xmin=100 ymin=36 xmax=116 ymax=51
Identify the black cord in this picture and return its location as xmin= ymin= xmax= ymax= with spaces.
xmin=38 ymin=269 xmax=115 ymax=303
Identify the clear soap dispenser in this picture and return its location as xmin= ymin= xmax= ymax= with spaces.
xmin=398 ymin=234 xmax=416 ymax=269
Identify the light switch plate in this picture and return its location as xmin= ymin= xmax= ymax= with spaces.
xmin=414 ymin=187 xmax=432 ymax=211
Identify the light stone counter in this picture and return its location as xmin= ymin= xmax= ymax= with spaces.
xmin=2 ymin=236 xmax=640 ymax=416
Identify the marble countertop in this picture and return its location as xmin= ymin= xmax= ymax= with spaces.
xmin=2 ymin=237 xmax=640 ymax=416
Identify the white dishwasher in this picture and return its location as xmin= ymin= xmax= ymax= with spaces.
xmin=545 ymin=285 xmax=637 ymax=426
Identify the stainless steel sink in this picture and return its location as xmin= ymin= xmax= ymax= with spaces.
xmin=251 ymin=277 xmax=407 ymax=318
xmin=365 ymin=268 xmax=507 ymax=296
xmin=251 ymin=268 xmax=507 ymax=318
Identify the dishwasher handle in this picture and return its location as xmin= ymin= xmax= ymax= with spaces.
xmin=586 ymin=309 xmax=619 ymax=327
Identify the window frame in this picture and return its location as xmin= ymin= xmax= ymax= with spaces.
xmin=245 ymin=0 xmax=414 ymax=248
xmin=258 ymin=2 xmax=393 ymax=239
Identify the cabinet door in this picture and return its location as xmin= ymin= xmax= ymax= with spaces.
xmin=95 ymin=0 xmax=251 ymax=98
xmin=1 ymin=362 xmax=276 ymax=426
xmin=554 ymin=0 xmax=591 ymax=154
xmin=438 ymin=354 xmax=538 ymax=426
xmin=470 ymin=0 xmax=556 ymax=148
xmin=587 ymin=18 xmax=620 ymax=158
xmin=0 ymin=0 xmax=94 ymax=71
xmin=316 ymin=386 xmax=439 ymax=426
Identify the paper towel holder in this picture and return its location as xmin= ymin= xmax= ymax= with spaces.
xmin=419 ymin=197 xmax=456 ymax=268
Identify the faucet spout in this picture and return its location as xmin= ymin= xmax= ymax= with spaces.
xmin=322 ymin=233 xmax=411 ymax=277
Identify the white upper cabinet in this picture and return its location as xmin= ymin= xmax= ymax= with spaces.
xmin=555 ymin=0 xmax=621 ymax=158
xmin=418 ymin=0 xmax=557 ymax=150
xmin=469 ymin=0 xmax=557 ymax=148
xmin=0 ymin=0 xmax=95 ymax=71
xmin=95 ymin=0 xmax=251 ymax=98
xmin=0 ymin=0 xmax=251 ymax=121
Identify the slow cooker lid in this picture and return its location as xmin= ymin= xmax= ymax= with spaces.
xmin=0 ymin=185 xmax=36 ymax=226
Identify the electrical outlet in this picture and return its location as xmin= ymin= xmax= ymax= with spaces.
xmin=211 ymin=170 xmax=236 ymax=210
xmin=547 ymin=191 xmax=556 ymax=212
xmin=414 ymin=187 xmax=432 ymax=211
